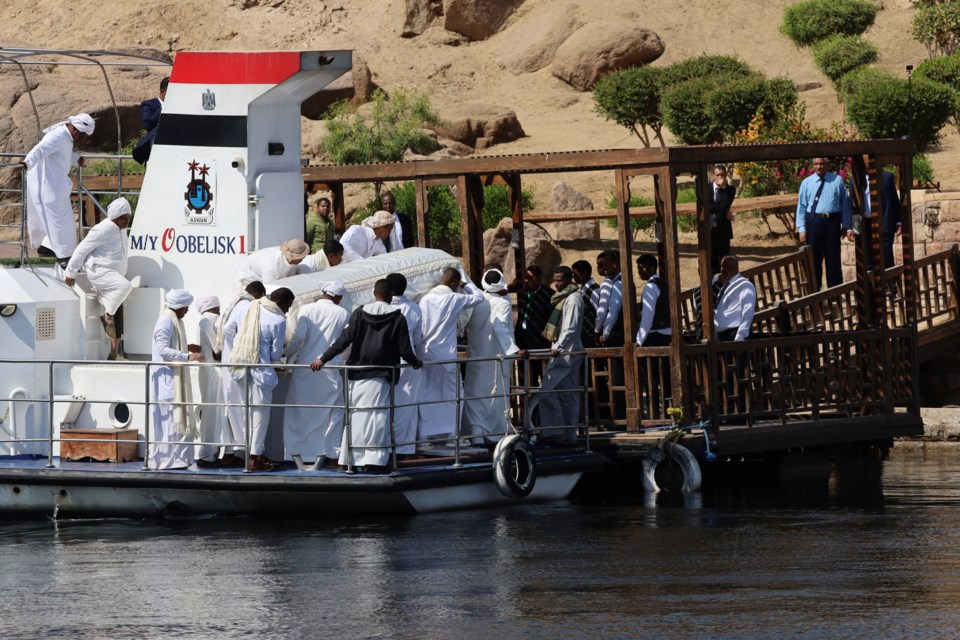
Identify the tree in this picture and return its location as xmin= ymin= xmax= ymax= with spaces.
xmin=780 ymin=0 xmax=880 ymax=48
xmin=593 ymin=66 xmax=666 ymax=147
xmin=323 ymin=88 xmax=444 ymax=195
xmin=912 ymin=1 xmax=960 ymax=57
xmin=845 ymin=74 xmax=955 ymax=149
xmin=916 ymin=53 xmax=960 ymax=132
xmin=812 ymin=35 xmax=879 ymax=84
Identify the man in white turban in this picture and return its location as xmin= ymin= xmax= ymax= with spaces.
xmin=20 ymin=113 xmax=95 ymax=264
xmin=463 ymin=268 xmax=520 ymax=446
xmin=150 ymin=289 xmax=204 ymax=470
xmin=234 ymin=239 xmax=309 ymax=289
xmin=64 ymin=197 xmax=132 ymax=360
xmin=193 ymin=295 xmax=227 ymax=468
xmin=283 ymin=281 xmax=349 ymax=466
xmin=340 ymin=210 xmax=395 ymax=263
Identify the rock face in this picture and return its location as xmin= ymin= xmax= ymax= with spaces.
xmin=496 ymin=3 xmax=582 ymax=73
xmin=402 ymin=0 xmax=444 ymax=37
xmin=483 ymin=217 xmax=562 ymax=282
xmin=551 ymin=22 xmax=665 ymax=91
xmin=550 ymin=181 xmax=599 ymax=241
xmin=301 ymin=55 xmax=375 ymax=120
xmin=437 ymin=103 xmax=525 ymax=149
xmin=443 ymin=0 xmax=524 ymax=41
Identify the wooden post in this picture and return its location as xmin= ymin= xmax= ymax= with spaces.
xmin=415 ymin=177 xmax=429 ymax=247
xmin=508 ymin=173 xmax=525 ymax=283
xmin=656 ymin=167 xmax=685 ymax=419
xmin=330 ymin=182 xmax=346 ymax=235
xmin=614 ymin=168 xmax=640 ymax=428
xmin=456 ymin=175 xmax=485 ymax=281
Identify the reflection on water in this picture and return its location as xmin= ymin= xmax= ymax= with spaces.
xmin=0 ymin=449 xmax=959 ymax=639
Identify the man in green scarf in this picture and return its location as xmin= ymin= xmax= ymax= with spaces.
xmin=530 ymin=265 xmax=584 ymax=446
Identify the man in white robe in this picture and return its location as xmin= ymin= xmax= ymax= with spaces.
xmin=193 ymin=295 xmax=227 ymax=468
xmin=64 ymin=197 xmax=132 ymax=360
xmin=20 ymin=113 xmax=95 ymax=264
xmin=386 ymin=272 xmax=423 ymax=456
xmin=463 ymin=268 xmax=520 ymax=445
xmin=417 ymin=267 xmax=485 ymax=442
xmin=218 ymin=280 xmax=266 ymax=467
xmin=312 ymin=279 xmax=421 ymax=471
xmin=149 ymin=289 xmax=204 ymax=470
xmin=227 ymin=287 xmax=294 ymax=471
xmin=531 ymin=266 xmax=584 ymax=446
xmin=234 ymin=239 xmax=309 ymax=289
xmin=295 ymin=239 xmax=344 ymax=275
xmin=283 ymin=282 xmax=349 ymax=464
xmin=340 ymin=210 xmax=395 ymax=263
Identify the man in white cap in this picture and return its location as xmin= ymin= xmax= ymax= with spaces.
xmin=227 ymin=287 xmax=295 ymax=471
xmin=193 ymin=295 xmax=226 ymax=468
xmin=463 ymin=268 xmax=520 ymax=447
xmin=417 ymin=267 xmax=485 ymax=444
xmin=64 ymin=197 xmax=132 ymax=361
xmin=339 ymin=210 xmax=395 ymax=263
xmin=20 ymin=113 xmax=95 ymax=264
xmin=149 ymin=289 xmax=204 ymax=470
xmin=283 ymin=282 xmax=349 ymax=466
xmin=234 ymin=239 xmax=309 ymax=289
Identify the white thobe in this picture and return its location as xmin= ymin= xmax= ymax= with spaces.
xmin=149 ymin=315 xmax=193 ymax=469
xmin=221 ymin=298 xmax=252 ymax=452
xmin=283 ymin=299 xmax=349 ymax=461
xmin=234 ymin=246 xmax=298 ymax=288
xmin=294 ymin=250 xmax=332 ymax=275
xmin=535 ymin=292 xmax=584 ymax=443
xmin=390 ymin=295 xmax=423 ymax=454
xmin=24 ymin=124 xmax=80 ymax=258
xmin=714 ymin=273 xmax=757 ymax=341
xmin=64 ymin=218 xmax=131 ymax=315
xmin=194 ymin=311 xmax=226 ymax=462
xmin=230 ymin=304 xmax=286 ymax=455
xmin=463 ymin=292 xmax=518 ymax=441
xmin=340 ymin=225 xmax=387 ymax=263
xmin=417 ymin=283 xmax=484 ymax=439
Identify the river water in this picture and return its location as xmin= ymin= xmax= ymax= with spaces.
xmin=0 ymin=448 xmax=958 ymax=639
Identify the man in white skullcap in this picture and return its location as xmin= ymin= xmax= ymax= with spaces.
xmin=417 ymin=267 xmax=485 ymax=444
xmin=64 ymin=197 xmax=132 ymax=361
xmin=193 ymin=295 xmax=227 ymax=468
xmin=463 ymin=268 xmax=521 ymax=446
xmin=150 ymin=289 xmax=204 ymax=470
xmin=234 ymin=239 xmax=309 ymax=289
xmin=283 ymin=281 xmax=349 ymax=466
xmin=339 ymin=210 xmax=395 ymax=263
xmin=20 ymin=113 xmax=95 ymax=264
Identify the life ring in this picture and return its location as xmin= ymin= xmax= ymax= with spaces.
xmin=493 ymin=434 xmax=537 ymax=499
xmin=642 ymin=442 xmax=702 ymax=494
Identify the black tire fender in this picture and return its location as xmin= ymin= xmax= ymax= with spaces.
xmin=493 ymin=434 xmax=537 ymax=499
xmin=642 ymin=442 xmax=702 ymax=494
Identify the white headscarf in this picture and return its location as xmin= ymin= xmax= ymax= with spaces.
xmin=68 ymin=113 xmax=95 ymax=135
xmin=363 ymin=210 xmax=395 ymax=229
xmin=321 ymin=282 xmax=346 ymax=297
xmin=482 ymin=268 xmax=507 ymax=294
xmin=107 ymin=198 xmax=132 ymax=220
xmin=280 ymin=239 xmax=310 ymax=263
xmin=196 ymin=295 xmax=220 ymax=315
xmin=165 ymin=289 xmax=194 ymax=310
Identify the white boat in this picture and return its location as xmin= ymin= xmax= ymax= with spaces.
xmin=0 ymin=48 xmax=608 ymax=518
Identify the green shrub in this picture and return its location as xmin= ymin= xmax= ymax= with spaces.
xmin=762 ymin=77 xmax=801 ymax=115
xmin=480 ymin=183 xmax=535 ymax=230
xmin=812 ymin=35 xmax=879 ymax=83
xmin=780 ymin=0 xmax=880 ymax=47
xmin=836 ymin=66 xmax=896 ymax=103
xmin=912 ymin=152 xmax=935 ymax=183
xmin=912 ymin=1 xmax=960 ymax=57
xmin=845 ymin=74 xmax=955 ymax=149
xmin=662 ymin=77 xmax=724 ymax=145
xmin=593 ymin=66 xmax=666 ymax=147
xmin=661 ymin=55 xmax=754 ymax=88
xmin=916 ymin=53 xmax=960 ymax=133
xmin=602 ymin=185 xmax=697 ymax=231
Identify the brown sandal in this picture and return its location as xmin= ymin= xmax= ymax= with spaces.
xmin=248 ymin=455 xmax=275 ymax=472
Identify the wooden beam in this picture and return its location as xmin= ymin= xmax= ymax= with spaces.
xmin=614 ymin=168 xmax=639 ymax=429
xmin=414 ymin=177 xmax=428 ymax=248
xmin=508 ymin=173 xmax=525 ymax=283
xmin=523 ymin=193 xmax=797 ymax=223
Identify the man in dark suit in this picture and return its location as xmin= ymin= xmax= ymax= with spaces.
xmin=859 ymin=170 xmax=902 ymax=272
xmin=132 ymin=76 xmax=168 ymax=164
xmin=710 ymin=164 xmax=737 ymax=275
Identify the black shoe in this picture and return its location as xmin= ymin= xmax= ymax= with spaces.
xmin=195 ymin=458 xmax=220 ymax=469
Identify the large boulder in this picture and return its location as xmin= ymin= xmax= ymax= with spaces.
xmin=436 ymin=103 xmax=525 ymax=149
xmin=301 ymin=55 xmax=376 ymax=119
xmin=496 ymin=3 xmax=582 ymax=73
xmin=402 ymin=0 xmax=444 ymax=37
xmin=551 ymin=181 xmax=599 ymax=241
xmin=551 ymin=22 xmax=665 ymax=91
xmin=443 ymin=0 xmax=524 ymax=41
xmin=483 ymin=217 xmax=562 ymax=282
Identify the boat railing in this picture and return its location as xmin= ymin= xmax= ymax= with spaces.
xmin=0 ymin=350 xmax=591 ymax=472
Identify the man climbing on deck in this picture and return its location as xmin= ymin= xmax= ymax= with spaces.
xmin=340 ymin=210 xmax=395 ymax=262
xmin=234 ymin=239 xmax=309 ymax=288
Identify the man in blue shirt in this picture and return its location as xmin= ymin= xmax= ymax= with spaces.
xmin=795 ymin=157 xmax=853 ymax=289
